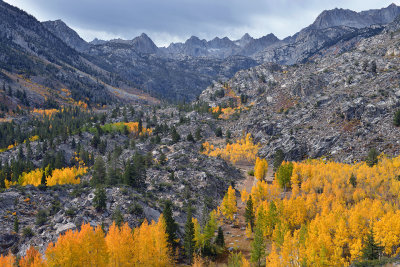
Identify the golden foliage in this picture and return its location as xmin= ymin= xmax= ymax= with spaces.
xmin=0 ymin=253 xmax=15 ymax=267
xmin=32 ymin=108 xmax=59 ymax=117
xmin=46 ymin=166 xmax=87 ymax=186
xmin=19 ymin=246 xmax=46 ymax=267
xmin=254 ymin=157 xmax=268 ymax=181
xmin=202 ymin=133 xmax=259 ymax=164
xmin=220 ymin=186 xmax=237 ymax=221
xmin=247 ymin=154 xmax=400 ymax=266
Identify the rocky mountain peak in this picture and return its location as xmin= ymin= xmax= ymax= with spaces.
xmin=130 ymin=33 xmax=158 ymax=54
xmin=42 ymin=19 xmax=89 ymax=52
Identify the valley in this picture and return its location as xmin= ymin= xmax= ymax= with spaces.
xmin=1 ymin=1 xmax=400 ymax=266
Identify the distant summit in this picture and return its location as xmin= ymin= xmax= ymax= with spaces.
xmin=42 ymin=19 xmax=90 ymax=52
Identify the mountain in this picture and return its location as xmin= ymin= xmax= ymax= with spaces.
xmin=200 ymin=16 xmax=400 ymax=163
xmin=42 ymin=19 xmax=90 ymax=52
xmin=254 ymin=4 xmax=400 ymax=64
xmin=0 ymin=1 xmax=157 ymax=108
xmin=310 ymin=3 xmax=400 ymax=30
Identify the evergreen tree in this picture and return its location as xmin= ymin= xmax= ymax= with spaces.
xmin=163 ymin=200 xmax=178 ymax=250
xmin=159 ymin=152 xmax=167 ymax=165
xmin=245 ymin=195 xmax=255 ymax=230
xmin=138 ymin=118 xmax=143 ymax=134
xmin=394 ymin=109 xmax=400 ymax=127
xmin=187 ymin=132 xmax=195 ymax=142
xmin=171 ymin=127 xmax=180 ymax=144
xmin=215 ymin=127 xmax=223 ymax=137
xmin=14 ymin=215 xmax=19 ymax=233
xmin=195 ymin=127 xmax=202 ymax=141
xmin=92 ymin=157 xmax=106 ymax=186
xmin=273 ymin=149 xmax=285 ymax=172
xmin=184 ymin=204 xmax=195 ymax=264
xmin=349 ymin=173 xmax=357 ymax=188
xmin=366 ymin=148 xmax=379 ymax=167
xmin=361 ymin=228 xmax=383 ymax=261
xmin=215 ymin=226 xmax=225 ymax=247
xmin=251 ymin=223 xmax=266 ymax=266
xmin=93 ymin=186 xmax=107 ymax=212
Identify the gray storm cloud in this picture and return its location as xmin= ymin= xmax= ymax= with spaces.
xmin=5 ymin=0 xmax=399 ymax=46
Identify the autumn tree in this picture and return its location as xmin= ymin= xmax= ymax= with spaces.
xmin=19 ymin=246 xmax=46 ymax=267
xmin=106 ymin=222 xmax=134 ymax=266
xmin=220 ymin=186 xmax=237 ymax=221
xmin=275 ymin=162 xmax=293 ymax=190
xmin=254 ymin=157 xmax=268 ymax=181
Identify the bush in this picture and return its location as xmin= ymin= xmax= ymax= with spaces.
xmin=36 ymin=209 xmax=48 ymax=226
xmin=128 ymin=202 xmax=144 ymax=216
xmin=247 ymin=170 xmax=255 ymax=176
xmin=23 ymin=227 xmax=34 ymax=238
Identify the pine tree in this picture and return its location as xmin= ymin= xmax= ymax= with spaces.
xmin=366 ymin=148 xmax=379 ymax=167
xmin=349 ymin=173 xmax=357 ymax=188
xmin=171 ymin=127 xmax=181 ymax=144
xmin=245 ymin=195 xmax=255 ymax=230
xmin=273 ymin=149 xmax=284 ymax=172
xmin=184 ymin=204 xmax=195 ymax=264
xmin=187 ymin=132 xmax=195 ymax=142
xmin=92 ymin=156 xmax=106 ymax=186
xmin=361 ymin=228 xmax=383 ymax=261
xmin=163 ymin=200 xmax=178 ymax=250
xmin=215 ymin=226 xmax=225 ymax=247
xmin=14 ymin=215 xmax=19 ymax=233
xmin=93 ymin=186 xmax=107 ymax=211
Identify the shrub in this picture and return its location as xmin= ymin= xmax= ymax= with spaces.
xmin=36 ymin=209 xmax=48 ymax=226
xmin=23 ymin=227 xmax=34 ymax=238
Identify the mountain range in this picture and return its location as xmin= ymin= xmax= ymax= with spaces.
xmin=1 ymin=1 xmax=400 ymax=105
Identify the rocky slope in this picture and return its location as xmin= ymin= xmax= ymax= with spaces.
xmin=200 ymin=16 xmax=400 ymax=163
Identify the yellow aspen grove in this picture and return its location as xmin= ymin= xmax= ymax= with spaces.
xmin=132 ymin=215 xmax=172 ymax=266
xmin=19 ymin=246 xmax=46 ymax=267
xmin=0 ymin=253 xmax=16 ymax=267
xmin=46 ymin=166 xmax=87 ymax=186
xmin=46 ymin=223 xmax=108 ymax=266
xmin=201 ymin=133 xmax=259 ymax=164
xmin=220 ymin=186 xmax=237 ymax=221
xmin=254 ymin=157 xmax=268 ymax=181
xmin=106 ymin=222 xmax=135 ymax=266
xmin=241 ymin=188 xmax=249 ymax=203
xmin=246 ymin=154 xmax=400 ymax=266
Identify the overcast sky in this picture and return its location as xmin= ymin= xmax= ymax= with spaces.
xmin=4 ymin=0 xmax=400 ymax=46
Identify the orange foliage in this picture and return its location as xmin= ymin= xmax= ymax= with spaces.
xmin=0 ymin=253 xmax=15 ymax=267
xmin=19 ymin=246 xmax=46 ymax=267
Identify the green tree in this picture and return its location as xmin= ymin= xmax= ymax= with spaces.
xmin=112 ymin=207 xmax=124 ymax=227
xmin=245 ymin=195 xmax=255 ymax=230
xmin=273 ymin=149 xmax=284 ymax=172
xmin=366 ymin=148 xmax=379 ymax=167
xmin=163 ymin=200 xmax=178 ymax=250
xmin=184 ymin=204 xmax=195 ymax=264
xmin=215 ymin=226 xmax=225 ymax=247
xmin=171 ymin=127 xmax=181 ymax=144
xmin=394 ymin=110 xmax=400 ymax=127
xmin=93 ymin=186 xmax=107 ymax=211
xmin=251 ymin=223 xmax=266 ymax=266
xmin=14 ymin=215 xmax=19 ymax=233
xmin=159 ymin=152 xmax=167 ymax=165
xmin=349 ymin=173 xmax=357 ymax=188
xmin=215 ymin=127 xmax=223 ymax=137
xmin=276 ymin=162 xmax=294 ymax=190
xmin=195 ymin=127 xmax=202 ymax=141
xmin=361 ymin=228 xmax=383 ymax=261
xmin=187 ymin=132 xmax=195 ymax=142
xmin=92 ymin=156 xmax=106 ymax=186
